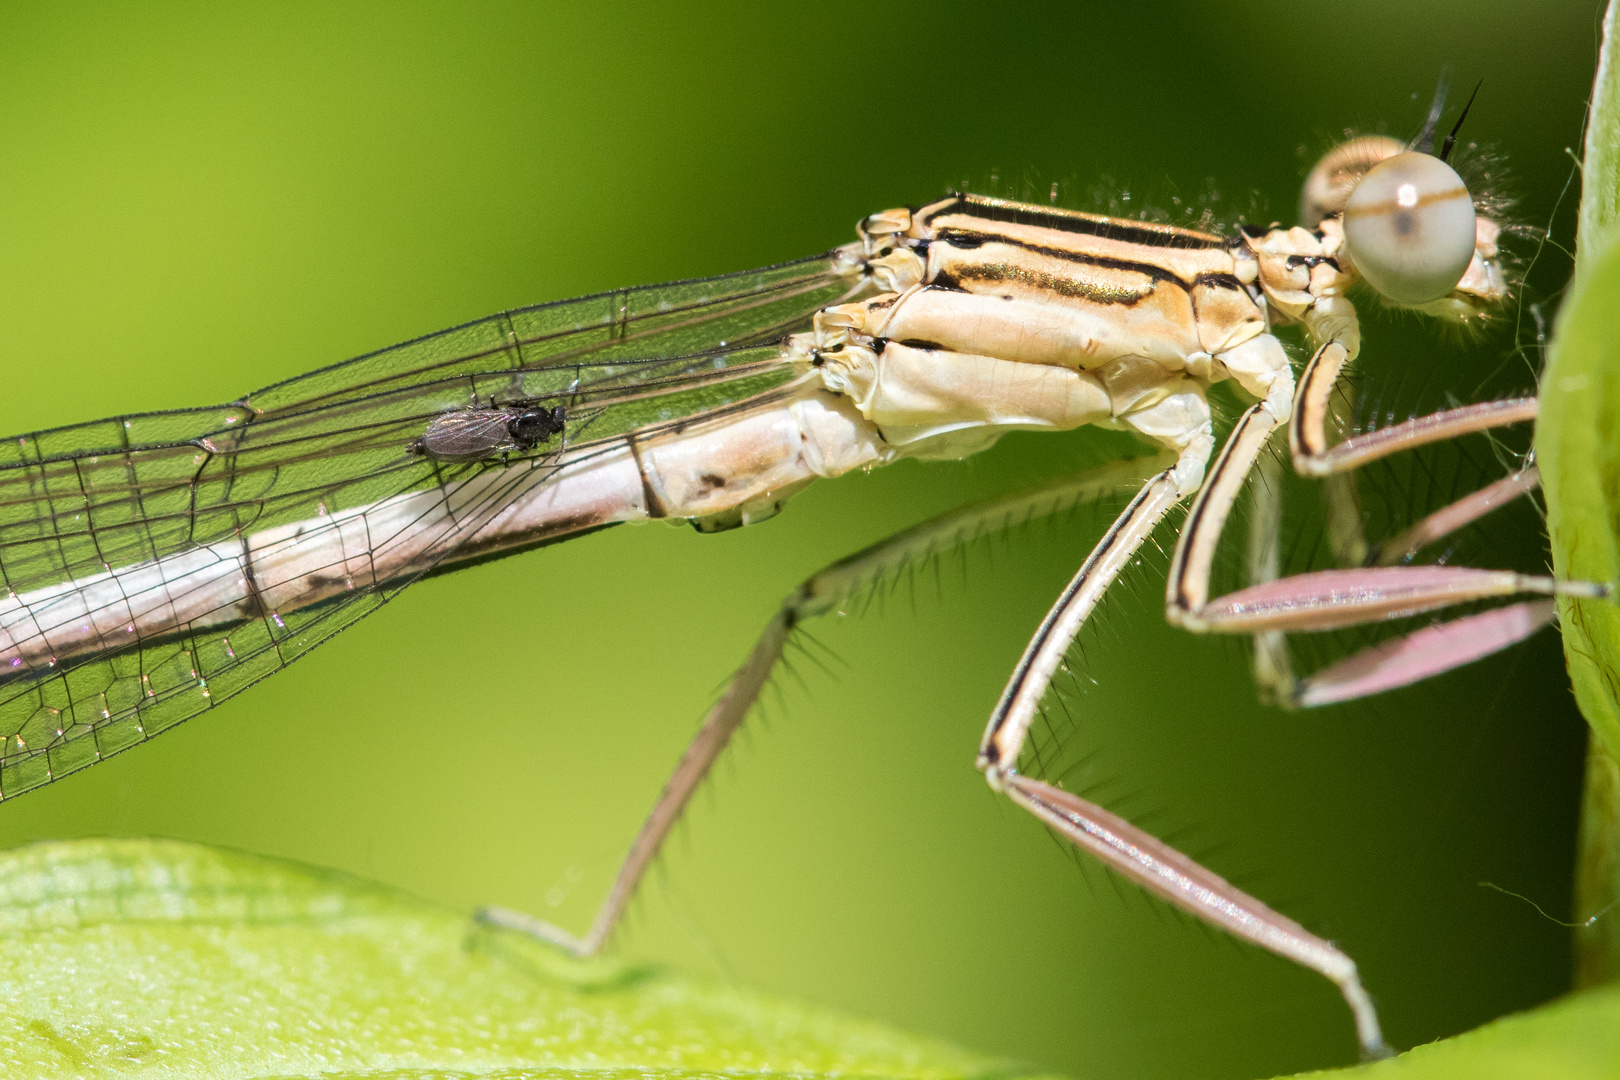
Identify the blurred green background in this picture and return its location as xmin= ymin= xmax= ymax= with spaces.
xmin=0 ymin=3 xmax=1605 ymax=1078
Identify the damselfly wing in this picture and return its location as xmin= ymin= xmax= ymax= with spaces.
xmin=0 ymin=255 xmax=862 ymax=796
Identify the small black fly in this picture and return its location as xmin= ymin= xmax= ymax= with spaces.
xmin=410 ymin=405 xmax=567 ymax=463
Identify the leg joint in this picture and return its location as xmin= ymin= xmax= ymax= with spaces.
xmin=977 ymin=752 xmax=1013 ymax=792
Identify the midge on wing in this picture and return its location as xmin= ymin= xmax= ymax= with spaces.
xmin=410 ymin=404 xmax=567 ymax=463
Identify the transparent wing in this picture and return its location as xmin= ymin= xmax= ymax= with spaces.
xmin=0 ymin=251 xmax=864 ymax=799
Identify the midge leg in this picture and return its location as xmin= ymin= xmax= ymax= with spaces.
xmin=478 ymin=453 xmax=1174 ymax=955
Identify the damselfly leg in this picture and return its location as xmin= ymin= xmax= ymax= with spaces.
xmin=1168 ymin=400 xmax=1595 ymax=708
xmin=483 ymin=454 xmax=1174 ymax=955
xmin=482 ymin=124 xmax=1594 ymax=1063
xmin=1173 ymin=135 xmax=1607 ymax=708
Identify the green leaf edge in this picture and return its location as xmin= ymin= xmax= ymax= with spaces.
xmin=0 ymin=837 xmax=1063 ymax=1080
xmin=1544 ymin=0 xmax=1620 ymax=766
xmin=3 ymin=838 xmax=1617 ymax=1080
xmin=1281 ymin=983 xmax=1620 ymax=1080
xmin=1539 ymin=0 xmax=1620 ymax=994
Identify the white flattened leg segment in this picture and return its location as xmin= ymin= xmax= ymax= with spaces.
xmin=1116 ymin=382 xmax=1215 ymax=493
xmin=816 ymin=340 xmax=1114 ymax=448
xmin=1212 ymin=333 xmax=1293 ymax=420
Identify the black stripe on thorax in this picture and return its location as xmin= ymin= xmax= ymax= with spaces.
xmin=934 ymin=228 xmax=1246 ymax=297
xmin=921 ymin=194 xmax=1227 ymax=251
xmin=1192 ymin=271 xmax=1247 ymax=291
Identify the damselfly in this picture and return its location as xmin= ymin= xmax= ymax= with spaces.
xmin=0 ymin=90 xmax=1595 ymax=1058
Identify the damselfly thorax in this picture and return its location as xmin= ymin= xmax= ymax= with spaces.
xmin=0 ymin=115 xmax=1589 ymax=1061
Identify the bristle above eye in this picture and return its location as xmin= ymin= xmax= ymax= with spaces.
xmin=1342 ymin=152 xmax=1478 ymax=306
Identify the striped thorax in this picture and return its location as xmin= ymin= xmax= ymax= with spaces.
xmin=788 ymin=194 xmax=1299 ymax=495
xmin=783 ymin=186 xmax=1508 ymax=503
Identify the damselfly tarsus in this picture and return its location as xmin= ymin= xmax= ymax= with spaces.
xmin=0 ymin=93 xmax=1594 ymax=1058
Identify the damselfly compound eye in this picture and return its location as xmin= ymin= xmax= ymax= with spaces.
xmin=1342 ymin=151 xmax=1476 ymax=305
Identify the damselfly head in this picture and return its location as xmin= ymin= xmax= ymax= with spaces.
xmin=1302 ymin=134 xmax=1510 ymax=327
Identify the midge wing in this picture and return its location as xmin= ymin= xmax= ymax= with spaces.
xmin=0 ymin=252 xmax=863 ymax=799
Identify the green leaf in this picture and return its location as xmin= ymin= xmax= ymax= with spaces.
xmin=1580 ymin=0 xmax=1620 ymax=283
xmin=0 ymin=838 xmax=1053 ymax=1080
xmin=1539 ymin=0 xmax=1620 ymax=990
xmin=5 ymin=839 xmax=1618 ymax=1080
xmin=1543 ymin=0 xmax=1620 ymax=766
xmin=1280 ymin=985 xmax=1620 ymax=1080
xmin=1540 ymin=163 xmax=1620 ymax=762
